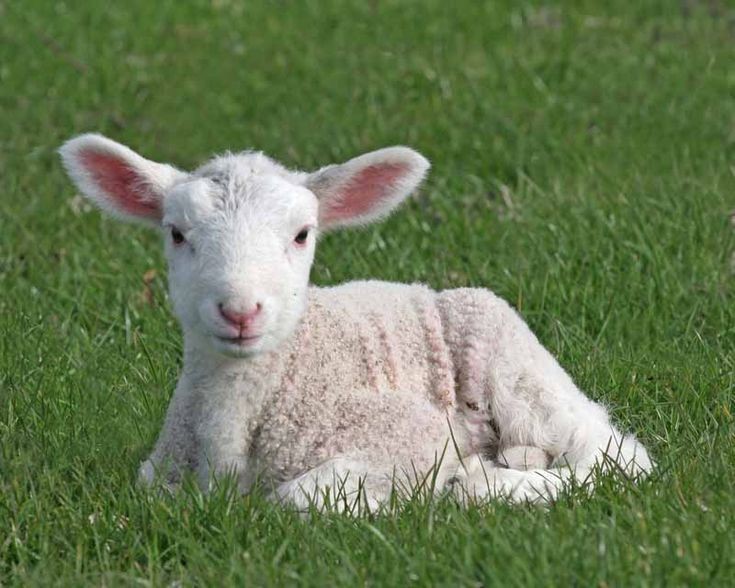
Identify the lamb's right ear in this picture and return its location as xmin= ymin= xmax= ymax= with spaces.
xmin=59 ymin=134 xmax=185 ymax=225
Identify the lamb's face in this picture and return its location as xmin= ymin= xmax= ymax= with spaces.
xmin=60 ymin=133 xmax=429 ymax=360
xmin=162 ymin=169 xmax=318 ymax=357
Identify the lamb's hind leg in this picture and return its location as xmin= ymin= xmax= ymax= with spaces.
xmin=449 ymin=294 xmax=652 ymax=504
xmin=270 ymin=456 xmax=395 ymax=514
xmin=499 ymin=355 xmax=652 ymax=489
xmin=453 ymin=387 xmax=652 ymax=505
xmin=449 ymin=453 xmax=565 ymax=505
xmin=483 ymin=303 xmax=652 ymax=501
xmin=497 ymin=445 xmax=552 ymax=470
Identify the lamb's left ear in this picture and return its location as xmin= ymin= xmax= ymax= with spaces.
xmin=59 ymin=133 xmax=185 ymax=225
xmin=305 ymin=146 xmax=430 ymax=230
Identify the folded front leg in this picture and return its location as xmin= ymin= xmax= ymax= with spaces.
xmin=271 ymin=456 xmax=396 ymax=514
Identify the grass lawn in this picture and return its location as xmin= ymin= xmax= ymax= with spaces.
xmin=1 ymin=0 xmax=734 ymax=585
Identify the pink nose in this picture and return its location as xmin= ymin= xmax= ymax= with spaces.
xmin=218 ymin=303 xmax=262 ymax=327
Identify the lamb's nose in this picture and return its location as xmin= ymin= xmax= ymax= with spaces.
xmin=218 ymin=302 xmax=262 ymax=327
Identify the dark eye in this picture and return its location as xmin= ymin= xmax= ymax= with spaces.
xmin=171 ymin=227 xmax=185 ymax=245
xmin=294 ymin=228 xmax=309 ymax=245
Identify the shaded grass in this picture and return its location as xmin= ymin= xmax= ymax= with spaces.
xmin=1 ymin=0 xmax=734 ymax=585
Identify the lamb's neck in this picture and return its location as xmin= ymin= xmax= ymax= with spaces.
xmin=181 ymin=334 xmax=289 ymax=390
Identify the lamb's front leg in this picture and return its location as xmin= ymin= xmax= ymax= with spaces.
xmin=271 ymin=456 xmax=395 ymax=514
xmin=140 ymin=374 xmax=260 ymax=495
xmin=195 ymin=393 xmax=260 ymax=494
xmin=195 ymin=432 xmax=256 ymax=494
xmin=138 ymin=378 xmax=199 ymax=491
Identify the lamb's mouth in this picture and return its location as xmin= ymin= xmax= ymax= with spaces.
xmin=215 ymin=334 xmax=262 ymax=347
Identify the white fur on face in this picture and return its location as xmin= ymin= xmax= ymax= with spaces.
xmin=162 ymin=161 xmax=318 ymax=358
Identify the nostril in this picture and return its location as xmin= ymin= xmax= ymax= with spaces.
xmin=218 ymin=302 xmax=262 ymax=327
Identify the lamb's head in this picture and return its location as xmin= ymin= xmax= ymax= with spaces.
xmin=60 ymin=134 xmax=429 ymax=357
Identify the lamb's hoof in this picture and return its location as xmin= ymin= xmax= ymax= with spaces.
xmin=446 ymin=455 xmax=558 ymax=506
xmin=496 ymin=446 xmax=552 ymax=471
xmin=137 ymin=460 xmax=180 ymax=494
xmin=137 ymin=460 xmax=156 ymax=486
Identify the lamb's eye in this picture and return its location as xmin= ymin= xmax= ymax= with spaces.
xmin=294 ymin=228 xmax=309 ymax=245
xmin=171 ymin=227 xmax=185 ymax=245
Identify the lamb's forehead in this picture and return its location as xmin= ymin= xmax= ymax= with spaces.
xmin=164 ymin=151 xmax=315 ymax=225
xmin=193 ymin=151 xmax=299 ymax=183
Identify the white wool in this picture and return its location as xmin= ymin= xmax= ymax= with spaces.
xmin=60 ymin=135 xmax=653 ymax=511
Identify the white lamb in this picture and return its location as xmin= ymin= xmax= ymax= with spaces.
xmin=60 ymin=134 xmax=652 ymax=511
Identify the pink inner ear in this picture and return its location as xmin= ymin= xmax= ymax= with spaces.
xmin=323 ymin=163 xmax=408 ymax=223
xmin=81 ymin=151 xmax=161 ymax=219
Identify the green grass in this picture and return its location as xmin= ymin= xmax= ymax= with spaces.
xmin=1 ymin=0 xmax=734 ymax=585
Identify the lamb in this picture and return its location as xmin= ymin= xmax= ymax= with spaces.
xmin=59 ymin=134 xmax=653 ymax=511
